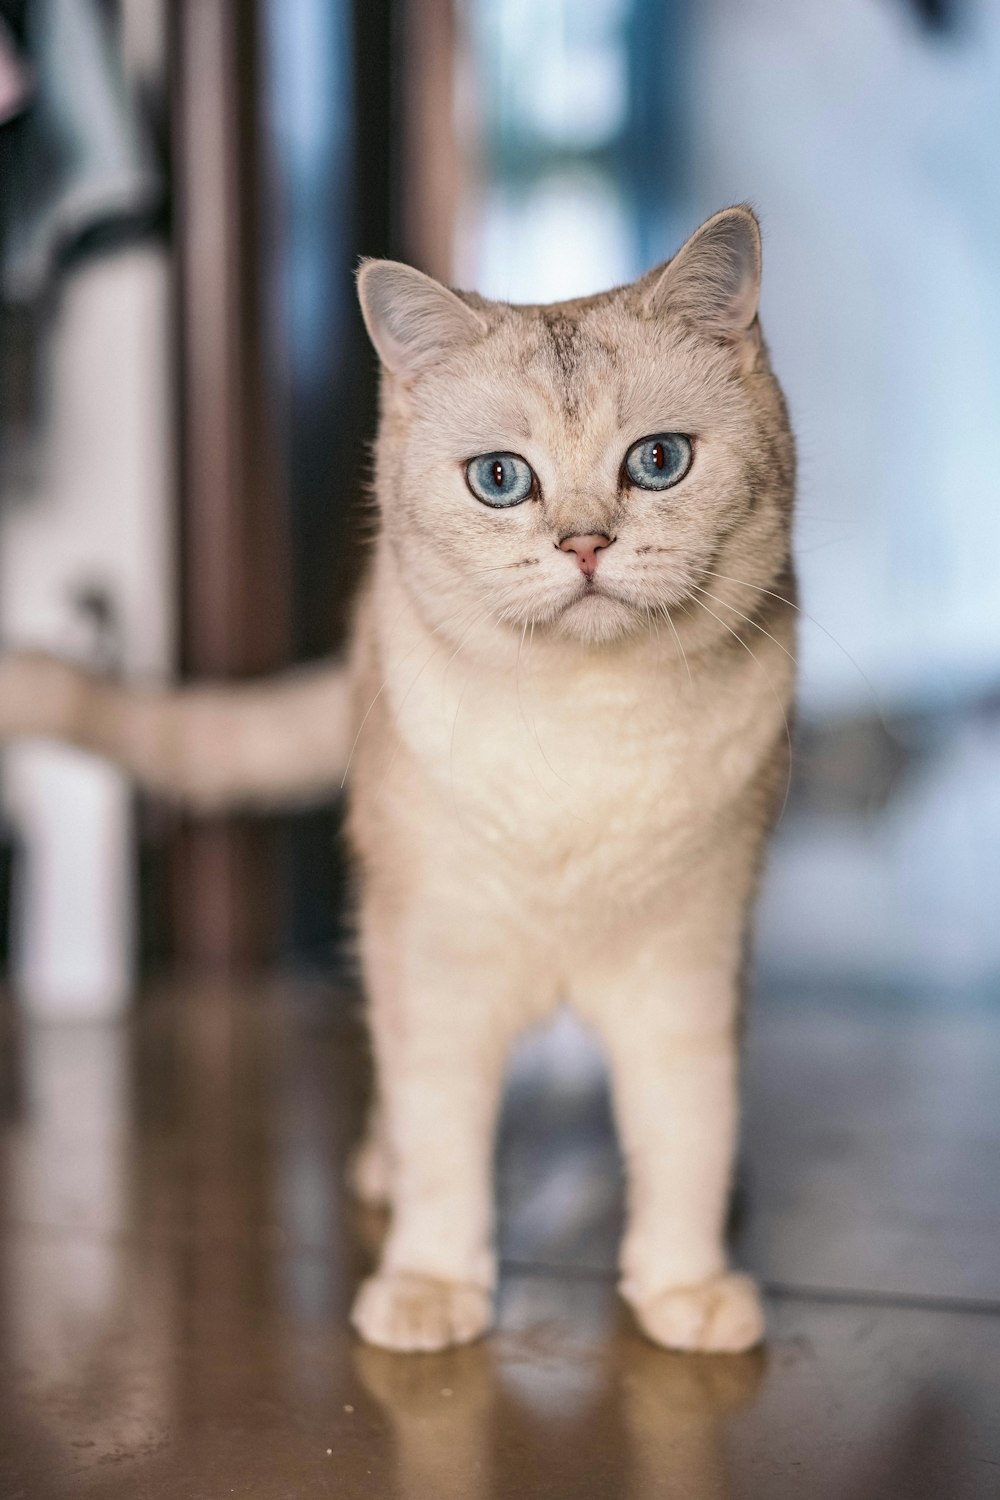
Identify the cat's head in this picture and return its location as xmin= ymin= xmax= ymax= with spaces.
xmin=357 ymin=205 xmax=794 ymax=650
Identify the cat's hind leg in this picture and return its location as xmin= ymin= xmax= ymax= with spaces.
xmin=347 ymin=1099 xmax=392 ymax=1209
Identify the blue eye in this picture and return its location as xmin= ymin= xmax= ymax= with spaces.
xmin=465 ymin=452 xmax=535 ymax=507
xmin=624 ymin=433 xmax=693 ymax=491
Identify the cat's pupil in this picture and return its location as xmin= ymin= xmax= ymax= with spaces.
xmin=492 ymin=461 xmax=505 ymax=487
xmin=652 ymin=442 xmax=665 ymax=470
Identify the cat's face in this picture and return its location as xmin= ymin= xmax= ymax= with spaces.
xmin=359 ymin=207 xmax=794 ymax=650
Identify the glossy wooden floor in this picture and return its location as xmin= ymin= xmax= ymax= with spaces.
xmin=2 ymin=979 xmax=999 ymax=1498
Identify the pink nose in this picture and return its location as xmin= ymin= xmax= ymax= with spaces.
xmin=557 ymin=533 xmax=613 ymax=578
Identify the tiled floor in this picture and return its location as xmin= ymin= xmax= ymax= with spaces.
xmin=1 ymin=979 xmax=998 ymax=1498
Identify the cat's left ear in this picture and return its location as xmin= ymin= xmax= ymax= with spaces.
xmin=637 ymin=205 xmax=762 ymax=350
xmin=357 ymin=260 xmax=488 ymax=382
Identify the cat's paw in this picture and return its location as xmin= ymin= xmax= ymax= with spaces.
xmin=629 ymin=1272 xmax=764 ymax=1354
xmin=346 ymin=1134 xmax=392 ymax=1208
xmin=351 ymin=1273 xmax=492 ymax=1352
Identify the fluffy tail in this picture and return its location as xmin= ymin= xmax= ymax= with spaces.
xmin=0 ymin=651 xmax=353 ymax=810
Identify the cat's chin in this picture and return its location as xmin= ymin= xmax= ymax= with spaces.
xmin=552 ymin=590 xmax=640 ymax=645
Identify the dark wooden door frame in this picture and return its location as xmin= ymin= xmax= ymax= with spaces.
xmin=167 ymin=0 xmax=291 ymax=970
xmin=163 ymin=0 xmax=454 ymax=972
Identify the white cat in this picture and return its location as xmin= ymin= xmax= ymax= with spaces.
xmin=0 ymin=205 xmax=796 ymax=1353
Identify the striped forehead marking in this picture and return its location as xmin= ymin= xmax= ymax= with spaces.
xmin=542 ymin=311 xmax=584 ymax=416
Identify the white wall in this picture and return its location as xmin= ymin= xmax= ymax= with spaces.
xmin=686 ymin=0 xmax=1000 ymax=717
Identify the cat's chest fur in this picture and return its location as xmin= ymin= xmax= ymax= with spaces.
xmin=354 ymin=584 xmax=788 ymax=919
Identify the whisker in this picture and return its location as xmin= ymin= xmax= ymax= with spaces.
xmin=341 ymin=680 xmax=389 ymax=789
xmin=690 ymin=584 xmax=796 ymax=664
xmin=461 ymin=561 xmax=535 ymax=577
xmin=661 ymin=601 xmax=694 ymax=688
xmin=441 ymin=601 xmax=495 ymax=689
xmin=514 ymin=618 xmax=530 ymax=732
xmin=698 ymin=565 xmax=888 ymax=729
xmin=689 ymin=595 xmax=795 ymax=826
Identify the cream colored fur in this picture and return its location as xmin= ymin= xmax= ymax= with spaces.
xmin=0 ymin=651 xmax=351 ymax=809
xmin=0 ymin=206 xmax=796 ymax=1355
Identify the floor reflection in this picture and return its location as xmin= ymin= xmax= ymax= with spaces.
xmin=355 ymin=1295 xmax=764 ymax=1500
xmin=2 ymin=1016 xmax=174 ymax=1479
xmin=1 ymin=981 xmax=998 ymax=1497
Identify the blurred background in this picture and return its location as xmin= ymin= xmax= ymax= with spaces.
xmin=0 ymin=0 xmax=998 ymax=1007
xmin=3 ymin=5 xmax=1000 ymax=1492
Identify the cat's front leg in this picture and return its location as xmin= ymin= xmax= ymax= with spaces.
xmin=350 ymin=906 xmax=524 ymax=1352
xmin=577 ymin=890 xmax=763 ymax=1354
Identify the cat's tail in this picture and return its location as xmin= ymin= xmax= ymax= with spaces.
xmin=0 ymin=651 xmax=353 ymax=810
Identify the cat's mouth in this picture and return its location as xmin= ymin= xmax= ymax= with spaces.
xmin=552 ymin=579 xmax=642 ymax=641
xmin=568 ymin=577 xmax=628 ymax=609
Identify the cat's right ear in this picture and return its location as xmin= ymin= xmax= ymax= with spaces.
xmin=356 ymin=260 xmax=488 ymax=382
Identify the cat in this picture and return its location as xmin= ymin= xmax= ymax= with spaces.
xmin=0 ymin=204 xmax=796 ymax=1354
